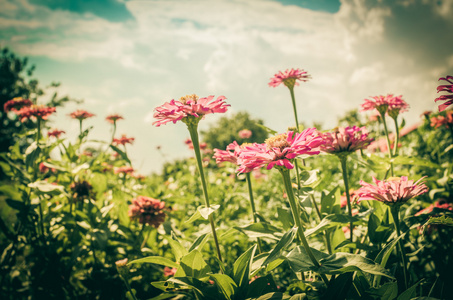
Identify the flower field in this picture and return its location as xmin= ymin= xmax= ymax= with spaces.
xmin=1 ymin=67 xmax=453 ymax=300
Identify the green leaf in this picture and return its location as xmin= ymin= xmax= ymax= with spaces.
xmin=397 ymin=281 xmax=422 ymax=300
xmin=391 ymin=156 xmax=439 ymax=169
xmin=24 ymin=142 xmax=40 ymax=169
xmin=209 ymin=274 xmax=238 ymax=300
xmin=110 ymin=144 xmax=131 ymax=165
xmin=72 ymin=163 xmax=90 ymax=174
xmin=28 ymin=180 xmax=64 ymax=195
xmin=304 ymin=214 xmax=360 ymax=237
xmin=263 ymin=227 xmax=297 ymax=266
xmin=334 ymin=240 xmax=376 ymax=251
xmin=318 ymin=252 xmax=393 ymax=278
xmin=277 ymin=207 xmax=294 ymax=230
xmin=321 ymin=272 xmax=353 ymax=300
xmin=176 ymin=250 xmax=211 ymax=279
xmin=367 ymin=282 xmax=398 ymax=300
xmin=286 ymin=246 xmax=329 ymax=273
xmin=128 ymin=256 xmax=179 ymax=269
xmin=5 ymin=199 xmax=26 ymax=212
xmin=189 ymin=233 xmax=210 ymax=252
xmin=289 ymin=294 xmax=307 ymax=300
xmin=247 ymin=275 xmax=280 ymax=299
xmin=167 ymin=236 xmax=188 ymax=262
xmin=321 ymin=187 xmax=340 ymax=215
xmin=232 ymin=244 xmax=256 ymax=289
xmin=421 ymin=215 xmax=453 ymax=235
xmin=186 ymin=205 xmax=220 ymax=223
xmin=235 ymin=223 xmax=283 ymax=240
xmin=254 ymin=292 xmax=290 ymax=300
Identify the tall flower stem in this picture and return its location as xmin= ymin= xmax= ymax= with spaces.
xmin=380 ymin=113 xmax=394 ymax=176
xmin=187 ymin=123 xmax=223 ymax=262
xmin=392 ymin=117 xmax=400 ymax=157
xmin=289 ymin=87 xmax=302 ymax=190
xmin=280 ymin=168 xmax=328 ymax=285
xmin=339 ymin=155 xmax=354 ymax=246
xmin=245 ymin=173 xmax=263 ymax=253
xmin=111 ymin=121 xmax=117 ymax=143
xmin=391 ymin=206 xmax=408 ymax=289
xmin=79 ymin=119 xmax=83 ymax=137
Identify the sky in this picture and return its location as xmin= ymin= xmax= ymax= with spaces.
xmin=1 ymin=0 xmax=452 ymax=175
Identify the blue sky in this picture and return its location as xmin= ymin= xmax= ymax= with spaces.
xmin=1 ymin=0 xmax=452 ymax=174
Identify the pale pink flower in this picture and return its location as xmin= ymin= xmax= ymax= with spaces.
xmin=114 ymin=166 xmax=134 ymax=175
xmin=128 ymin=196 xmax=166 ymax=227
xmin=69 ymin=109 xmax=95 ymax=120
xmin=16 ymin=105 xmax=56 ymax=122
xmin=268 ymin=68 xmax=311 ymax=88
xmin=153 ymin=94 xmax=230 ymax=127
xmin=4 ymin=97 xmax=32 ymax=113
xmin=435 ymin=75 xmax=453 ymax=112
xmin=112 ymin=134 xmax=135 ymax=146
xmin=320 ymin=126 xmax=373 ymax=154
xmin=47 ymin=129 xmax=65 ymax=138
xmin=238 ymin=129 xmax=252 ymax=139
xmin=213 ymin=141 xmax=242 ymax=165
xmin=106 ymin=114 xmax=124 ymax=123
xmin=362 ymin=94 xmax=408 ymax=117
xmin=237 ymin=128 xmax=324 ymax=173
xmin=357 ymin=176 xmax=428 ymax=206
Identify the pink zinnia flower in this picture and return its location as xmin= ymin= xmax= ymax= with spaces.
xmin=16 ymin=105 xmax=56 ymax=122
xmin=47 ymin=128 xmax=65 ymax=138
xmin=357 ymin=176 xmax=428 ymax=206
xmin=112 ymin=134 xmax=135 ymax=146
xmin=362 ymin=94 xmax=408 ymax=117
xmin=153 ymin=94 xmax=230 ymax=127
xmin=69 ymin=109 xmax=95 ymax=120
xmin=238 ymin=129 xmax=252 ymax=139
xmin=163 ymin=266 xmax=177 ymax=277
xmin=237 ymin=128 xmax=324 ymax=173
xmin=415 ymin=199 xmax=453 ymax=216
xmin=4 ymin=97 xmax=33 ymax=113
xmin=320 ymin=126 xmax=373 ymax=154
xmin=213 ymin=141 xmax=242 ymax=165
xmin=128 ymin=196 xmax=166 ymax=227
xmin=268 ymin=68 xmax=311 ymax=89
xmin=106 ymin=114 xmax=124 ymax=124
xmin=114 ymin=166 xmax=134 ymax=175
xmin=435 ymin=75 xmax=453 ymax=112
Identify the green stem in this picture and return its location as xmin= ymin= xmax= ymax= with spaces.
xmin=391 ymin=206 xmax=408 ymax=289
xmin=289 ymin=87 xmax=300 ymax=131
xmin=112 ymin=121 xmax=117 ymax=143
xmin=36 ymin=117 xmax=41 ymax=142
xmin=187 ymin=124 xmax=223 ymax=262
xmin=339 ymin=156 xmax=354 ymax=247
xmin=120 ymin=275 xmax=138 ymax=300
xmin=79 ymin=119 xmax=83 ymax=137
xmin=280 ymin=169 xmax=328 ymax=285
xmin=392 ymin=117 xmax=400 ymax=157
xmin=245 ymin=173 xmax=263 ymax=253
xmin=381 ymin=113 xmax=394 ymax=176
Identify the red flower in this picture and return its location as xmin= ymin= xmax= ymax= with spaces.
xmin=106 ymin=114 xmax=124 ymax=123
xmin=112 ymin=134 xmax=135 ymax=146
xmin=15 ymin=105 xmax=56 ymax=122
xmin=153 ymin=94 xmax=229 ymax=127
xmin=47 ymin=129 xmax=65 ymax=138
xmin=128 ymin=196 xmax=166 ymax=227
xmin=69 ymin=109 xmax=95 ymax=120
xmin=4 ymin=97 xmax=33 ymax=113
xmin=163 ymin=266 xmax=177 ymax=277
xmin=435 ymin=75 xmax=453 ymax=112
xmin=415 ymin=199 xmax=453 ymax=216
xmin=268 ymin=68 xmax=311 ymax=89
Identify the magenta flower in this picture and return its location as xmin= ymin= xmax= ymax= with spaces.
xmin=362 ymin=94 xmax=409 ymax=117
xmin=435 ymin=75 xmax=453 ymax=112
xmin=237 ymin=128 xmax=324 ymax=173
xmin=268 ymin=68 xmax=311 ymax=89
xmin=320 ymin=126 xmax=373 ymax=154
xmin=128 ymin=196 xmax=166 ymax=227
xmin=213 ymin=141 xmax=242 ymax=165
xmin=153 ymin=94 xmax=230 ymax=127
xmin=357 ymin=176 xmax=428 ymax=206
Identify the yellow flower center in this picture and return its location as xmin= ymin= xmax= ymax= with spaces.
xmin=265 ymin=133 xmax=290 ymax=150
xmin=387 ymin=177 xmax=401 ymax=182
xmin=180 ymin=94 xmax=199 ymax=104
